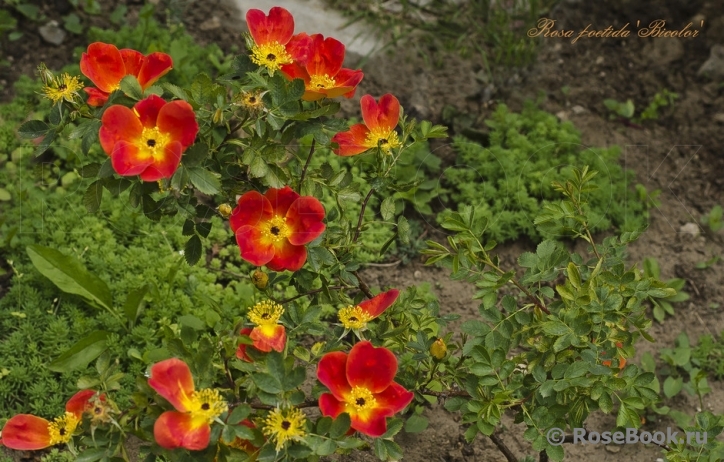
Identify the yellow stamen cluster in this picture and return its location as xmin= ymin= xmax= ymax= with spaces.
xmin=239 ymin=90 xmax=264 ymax=111
xmin=261 ymin=215 xmax=291 ymax=242
xmin=366 ymin=128 xmax=401 ymax=155
xmin=248 ymin=300 xmax=284 ymax=327
xmin=263 ymin=407 xmax=306 ymax=452
xmin=42 ymin=73 xmax=83 ymax=104
xmin=309 ymin=73 xmax=336 ymax=90
xmin=250 ymin=42 xmax=293 ymax=75
xmin=188 ymin=388 xmax=228 ymax=424
xmin=345 ymin=386 xmax=377 ymax=413
xmin=138 ymin=127 xmax=171 ymax=159
xmin=48 ymin=412 xmax=79 ymax=445
xmin=338 ymin=305 xmax=372 ymax=330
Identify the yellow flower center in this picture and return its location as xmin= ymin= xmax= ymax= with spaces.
xmin=48 ymin=412 xmax=79 ymax=445
xmin=239 ymin=91 xmax=264 ymax=110
xmin=248 ymin=300 xmax=284 ymax=327
xmin=309 ymin=73 xmax=336 ymax=90
xmin=262 ymin=407 xmax=306 ymax=452
xmin=345 ymin=386 xmax=377 ymax=413
xmin=42 ymin=73 xmax=83 ymax=104
xmin=250 ymin=42 xmax=293 ymax=75
xmin=187 ymin=388 xmax=228 ymax=424
xmin=137 ymin=126 xmax=170 ymax=160
xmin=365 ymin=128 xmax=401 ymax=155
xmin=338 ymin=305 xmax=372 ymax=330
xmin=262 ymin=215 xmax=291 ymax=243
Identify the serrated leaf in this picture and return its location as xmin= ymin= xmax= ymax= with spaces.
xmin=18 ymin=120 xmax=50 ymax=139
xmin=381 ymin=197 xmax=396 ymax=221
xmin=84 ymin=181 xmax=103 ymax=213
xmin=119 ymin=75 xmax=143 ymax=100
xmin=187 ymin=167 xmax=221 ymax=195
xmin=184 ymin=235 xmax=202 ymax=265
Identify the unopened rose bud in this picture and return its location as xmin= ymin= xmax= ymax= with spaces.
xmin=430 ymin=338 xmax=447 ymax=360
xmin=251 ymin=270 xmax=268 ymax=289
xmin=217 ymin=203 xmax=232 ymax=218
xmin=36 ymin=63 xmax=54 ymax=86
xmin=212 ymin=108 xmax=224 ymax=125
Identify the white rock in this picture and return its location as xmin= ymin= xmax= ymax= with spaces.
xmin=679 ymin=222 xmax=701 ymax=237
xmin=200 ymin=16 xmax=222 ymax=31
xmin=38 ymin=20 xmax=66 ymax=46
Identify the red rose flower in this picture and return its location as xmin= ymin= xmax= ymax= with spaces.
xmin=230 ymin=186 xmax=326 ymax=272
xmin=99 ymin=94 xmax=198 ymax=181
xmin=338 ymin=289 xmax=400 ymax=330
xmin=332 ymin=94 xmax=402 ymax=156
xmin=0 ymin=390 xmax=103 ymax=450
xmin=148 ymin=358 xmax=228 ymax=451
xmin=281 ymin=33 xmax=364 ymax=101
xmin=80 ymin=42 xmax=172 ymax=106
xmin=317 ymin=341 xmax=414 ymax=437
xmin=246 ymin=7 xmax=296 ymax=75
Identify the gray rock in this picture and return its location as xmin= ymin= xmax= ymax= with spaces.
xmin=38 ymin=20 xmax=66 ymax=46
xmin=644 ymin=39 xmax=684 ymax=65
xmin=698 ymin=44 xmax=724 ymax=79
xmin=199 ymin=16 xmax=221 ymax=31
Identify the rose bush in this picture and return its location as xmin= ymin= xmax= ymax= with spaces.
xmin=2 ymin=5 xmax=711 ymax=462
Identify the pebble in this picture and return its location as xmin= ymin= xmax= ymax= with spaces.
xmin=595 ymin=56 xmax=604 ymax=65
xmin=679 ymin=222 xmax=701 ymax=237
xmin=38 ymin=20 xmax=66 ymax=46
xmin=698 ymin=45 xmax=724 ymax=79
xmin=413 ymin=270 xmax=422 ymax=279
xmin=644 ymin=39 xmax=684 ymax=65
xmin=572 ymin=105 xmax=586 ymax=114
xmin=605 ymin=445 xmax=621 ymax=453
xmin=199 ymin=16 xmax=221 ymax=30
xmin=556 ymin=110 xmax=569 ymax=121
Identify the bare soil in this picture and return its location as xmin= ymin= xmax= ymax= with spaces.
xmin=2 ymin=0 xmax=724 ymax=461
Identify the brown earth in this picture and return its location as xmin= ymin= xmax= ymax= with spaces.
xmin=2 ymin=0 xmax=724 ymax=461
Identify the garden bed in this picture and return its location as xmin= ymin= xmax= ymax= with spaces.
xmin=1 ymin=0 xmax=723 ymax=461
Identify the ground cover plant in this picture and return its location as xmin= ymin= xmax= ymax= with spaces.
xmin=2 ymin=2 xmax=724 ymax=462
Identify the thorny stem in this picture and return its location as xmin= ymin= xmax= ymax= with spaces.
xmin=469 ymin=232 xmax=551 ymax=315
xmin=230 ymin=400 xmax=319 ymax=410
xmin=419 ymin=389 xmax=470 ymax=398
xmin=490 ymin=433 xmax=518 ymax=462
xmin=352 ymin=270 xmax=374 ymax=299
xmin=353 ymin=189 xmax=375 ymax=244
xmin=273 ymin=285 xmax=349 ymax=305
xmin=299 ymin=139 xmax=316 ymax=188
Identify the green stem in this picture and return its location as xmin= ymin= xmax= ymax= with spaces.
xmin=299 ymin=139 xmax=316 ymax=189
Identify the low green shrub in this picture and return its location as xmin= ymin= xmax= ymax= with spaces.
xmin=441 ymin=100 xmax=656 ymax=243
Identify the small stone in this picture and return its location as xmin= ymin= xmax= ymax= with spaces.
xmin=644 ymin=39 xmax=684 ymax=65
xmin=680 ymin=222 xmax=701 ymax=237
xmin=657 ymin=459 xmax=665 ymax=462
xmin=556 ymin=110 xmax=569 ymax=121
xmin=599 ymin=71 xmax=606 ymax=77
xmin=414 ymin=270 xmax=422 ymax=279
xmin=572 ymin=105 xmax=586 ymax=114
xmin=199 ymin=16 xmax=221 ymax=31
xmin=595 ymin=56 xmax=604 ymax=65
xmin=38 ymin=20 xmax=66 ymax=46
xmin=714 ymin=113 xmax=724 ymax=124
xmin=604 ymin=445 xmax=621 ymax=453
xmin=698 ymin=45 xmax=724 ymax=79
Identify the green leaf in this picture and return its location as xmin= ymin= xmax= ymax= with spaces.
xmin=123 ymin=285 xmax=148 ymax=327
xmin=329 ymin=413 xmax=351 ymax=438
xmin=182 ymin=143 xmax=208 ymax=167
xmin=26 ymin=245 xmax=113 ymax=312
xmin=187 ymin=167 xmax=221 ymax=195
xmin=47 ymin=331 xmax=109 ymax=372
xmin=119 ymin=75 xmax=143 ymax=100
xmin=0 ymin=188 xmax=11 ymax=202
xmin=404 ymin=415 xmax=429 ymax=433
xmin=184 ymin=235 xmax=203 ymax=265
xmin=381 ymin=197 xmax=396 ymax=221
xmin=178 ymin=314 xmax=205 ymax=330
xmin=398 ymin=216 xmax=411 ymax=245
xmin=74 ymin=448 xmax=108 ymax=462
xmin=18 ymin=120 xmax=50 ymax=139
xmin=84 ymin=180 xmax=104 ymax=213
xmin=599 ymin=391 xmax=613 ymax=413
xmin=663 ymin=376 xmax=683 ymax=398
xmin=252 ymin=373 xmax=282 ymax=394
xmin=228 ymin=404 xmax=251 ymax=425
